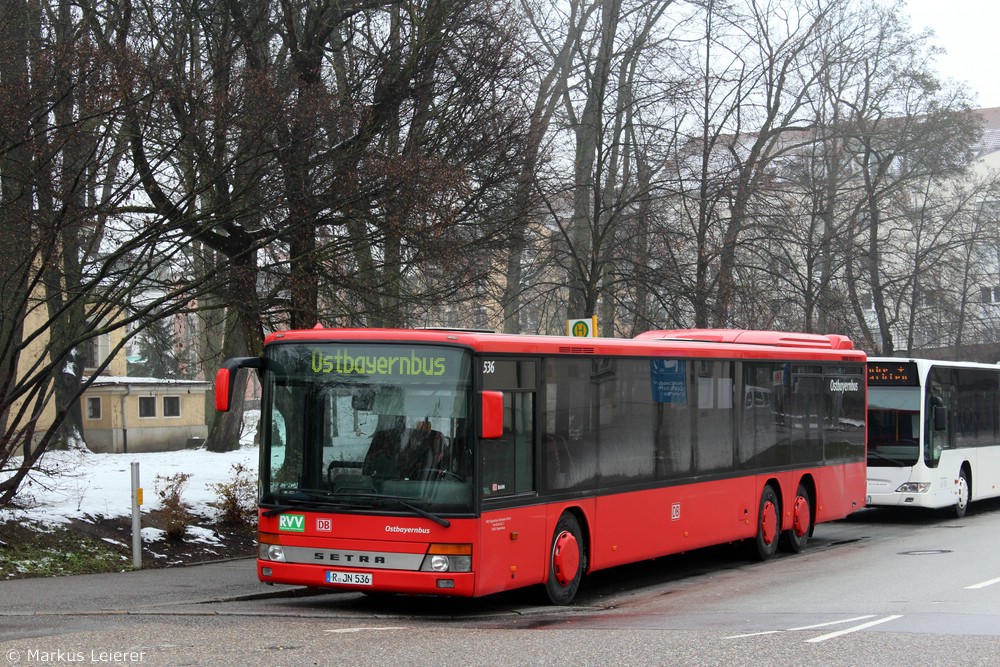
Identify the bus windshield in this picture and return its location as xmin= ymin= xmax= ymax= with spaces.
xmin=261 ymin=343 xmax=474 ymax=515
xmin=867 ymin=386 xmax=921 ymax=467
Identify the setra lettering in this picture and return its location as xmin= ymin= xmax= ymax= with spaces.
xmin=313 ymin=552 xmax=386 ymax=564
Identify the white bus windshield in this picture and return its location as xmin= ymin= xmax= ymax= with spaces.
xmin=867 ymin=386 xmax=921 ymax=467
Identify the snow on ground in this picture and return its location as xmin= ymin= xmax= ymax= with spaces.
xmin=1 ymin=413 xmax=260 ymax=527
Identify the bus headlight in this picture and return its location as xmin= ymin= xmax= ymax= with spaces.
xmin=420 ymin=555 xmax=472 ymax=572
xmin=420 ymin=544 xmax=472 ymax=573
xmin=259 ymin=543 xmax=287 ymax=562
xmin=896 ymin=482 xmax=931 ymax=493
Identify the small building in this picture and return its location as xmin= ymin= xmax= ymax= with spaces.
xmin=81 ymin=377 xmax=212 ymax=453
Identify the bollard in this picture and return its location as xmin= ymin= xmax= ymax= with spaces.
xmin=131 ymin=461 xmax=142 ymax=569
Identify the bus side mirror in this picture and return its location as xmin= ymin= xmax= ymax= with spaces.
xmin=215 ymin=357 xmax=263 ymax=412
xmin=480 ymin=391 xmax=504 ymax=439
xmin=933 ymin=405 xmax=947 ymax=431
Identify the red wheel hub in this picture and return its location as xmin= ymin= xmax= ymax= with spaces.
xmin=761 ymin=500 xmax=778 ymax=545
xmin=792 ymin=495 xmax=811 ymax=537
xmin=552 ymin=531 xmax=580 ymax=585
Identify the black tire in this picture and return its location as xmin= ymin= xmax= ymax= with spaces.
xmin=780 ymin=484 xmax=812 ymax=553
xmin=954 ymin=469 xmax=970 ymax=519
xmin=544 ymin=513 xmax=586 ymax=605
xmin=754 ymin=485 xmax=781 ymax=561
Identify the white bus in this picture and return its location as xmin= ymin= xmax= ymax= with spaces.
xmin=866 ymin=358 xmax=1000 ymax=518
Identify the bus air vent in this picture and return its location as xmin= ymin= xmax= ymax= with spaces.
xmin=417 ymin=327 xmax=496 ymax=333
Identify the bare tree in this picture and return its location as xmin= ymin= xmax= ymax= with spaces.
xmin=663 ymin=0 xmax=847 ymax=328
xmin=497 ymin=0 xmax=594 ymax=333
xmin=531 ymin=0 xmax=678 ymax=333
xmin=0 ymin=1 xmax=216 ymax=500
xmin=832 ymin=3 xmax=979 ymax=354
xmin=0 ymin=0 xmax=37 ymax=460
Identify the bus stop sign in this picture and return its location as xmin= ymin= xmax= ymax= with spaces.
xmin=566 ymin=317 xmax=597 ymax=337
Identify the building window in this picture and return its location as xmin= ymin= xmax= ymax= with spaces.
xmin=163 ymin=395 xmax=181 ymax=418
xmin=138 ymin=396 xmax=157 ymax=418
xmin=85 ymin=397 xmax=102 ymax=420
xmin=982 ymin=287 xmax=1000 ymax=304
xmin=82 ymin=332 xmax=111 ymax=370
xmin=921 ymin=289 xmax=940 ymax=307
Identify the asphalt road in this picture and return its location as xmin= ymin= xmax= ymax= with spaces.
xmin=3 ymin=500 xmax=1000 ymax=666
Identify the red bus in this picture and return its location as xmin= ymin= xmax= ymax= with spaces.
xmin=216 ymin=327 xmax=866 ymax=604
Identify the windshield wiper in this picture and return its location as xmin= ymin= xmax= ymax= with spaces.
xmin=334 ymin=492 xmax=451 ymax=528
xmin=387 ymin=497 xmax=451 ymax=528
xmin=261 ymin=491 xmax=361 ymax=517
xmin=267 ymin=490 xmax=451 ymax=527
xmin=867 ymin=450 xmax=909 ymax=467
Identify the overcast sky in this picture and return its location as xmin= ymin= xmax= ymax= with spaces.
xmin=904 ymin=0 xmax=1000 ymax=108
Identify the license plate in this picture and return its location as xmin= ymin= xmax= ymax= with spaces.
xmin=326 ymin=570 xmax=373 ymax=586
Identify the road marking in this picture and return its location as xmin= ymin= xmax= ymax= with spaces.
xmin=788 ymin=615 xmax=877 ymax=631
xmin=725 ymin=615 xmax=876 ymax=639
xmin=324 ymin=626 xmax=405 ymax=634
xmin=965 ymin=576 xmax=1000 ymax=590
xmin=725 ymin=630 xmax=782 ymax=639
xmin=805 ymin=615 xmax=903 ymax=643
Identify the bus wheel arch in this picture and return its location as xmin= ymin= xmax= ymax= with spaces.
xmin=753 ymin=482 xmax=781 ymax=561
xmin=544 ymin=510 xmax=589 ymax=605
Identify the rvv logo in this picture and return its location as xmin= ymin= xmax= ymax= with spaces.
xmin=278 ymin=514 xmax=306 ymax=532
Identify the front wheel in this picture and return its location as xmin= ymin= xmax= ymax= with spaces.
xmin=954 ymin=469 xmax=970 ymax=519
xmin=544 ymin=513 xmax=586 ymax=605
xmin=753 ymin=486 xmax=781 ymax=561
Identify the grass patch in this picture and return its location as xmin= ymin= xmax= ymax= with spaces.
xmin=0 ymin=522 xmax=133 ymax=579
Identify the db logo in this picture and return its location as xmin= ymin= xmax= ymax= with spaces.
xmin=316 ymin=518 xmax=333 ymax=532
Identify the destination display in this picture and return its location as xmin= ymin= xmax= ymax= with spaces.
xmin=310 ymin=349 xmax=447 ymax=376
xmin=867 ymin=361 xmax=919 ymax=386
xmin=267 ymin=343 xmax=469 ymax=381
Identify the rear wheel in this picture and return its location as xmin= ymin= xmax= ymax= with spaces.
xmin=954 ymin=469 xmax=970 ymax=518
xmin=544 ymin=513 xmax=586 ymax=605
xmin=780 ymin=484 xmax=812 ymax=553
xmin=754 ymin=486 xmax=781 ymax=561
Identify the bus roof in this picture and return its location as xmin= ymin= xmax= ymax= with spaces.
xmin=868 ymin=356 xmax=1000 ymax=370
xmin=636 ymin=329 xmax=855 ymax=350
xmin=263 ymin=327 xmax=867 ymax=362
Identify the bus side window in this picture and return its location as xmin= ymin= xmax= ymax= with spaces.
xmin=544 ymin=432 xmax=573 ymax=488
